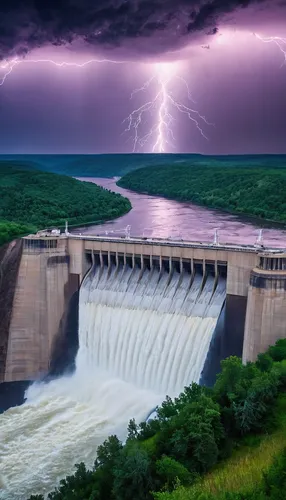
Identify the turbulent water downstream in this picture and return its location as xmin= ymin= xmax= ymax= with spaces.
xmin=0 ymin=259 xmax=225 ymax=499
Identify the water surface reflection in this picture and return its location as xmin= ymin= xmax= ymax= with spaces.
xmin=74 ymin=177 xmax=286 ymax=248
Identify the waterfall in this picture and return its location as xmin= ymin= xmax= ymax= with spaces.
xmin=0 ymin=260 xmax=225 ymax=500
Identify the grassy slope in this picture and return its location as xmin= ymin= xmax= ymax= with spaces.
xmin=0 ymin=164 xmax=131 ymax=246
xmin=118 ymin=164 xmax=286 ymax=223
xmin=155 ymin=395 xmax=286 ymax=500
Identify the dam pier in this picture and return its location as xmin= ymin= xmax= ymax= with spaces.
xmin=1 ymin=233 xmax=286 ymax=383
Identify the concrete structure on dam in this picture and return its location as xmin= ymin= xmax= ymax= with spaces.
xmin=1 ymin=232 xmax=286 ymax=382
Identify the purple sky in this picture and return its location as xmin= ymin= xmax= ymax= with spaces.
xmin=0 ymin=0 xmax=286 ymax=154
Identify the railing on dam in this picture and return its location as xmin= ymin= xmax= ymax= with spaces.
xmin=67 ymin=233 xmax=284 ymax=254
xmin=22 ymin=232 xmax=286 ymax=260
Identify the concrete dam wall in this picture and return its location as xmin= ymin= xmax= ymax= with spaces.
xmin=0 ymin=240 xmax=23 ymax=382
xmin=3 ymin=238 xmax=84 ymax=382
xmin=1 ymin=235 xmax=286 ymax=383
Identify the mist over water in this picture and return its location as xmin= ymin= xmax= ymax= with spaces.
xmin=0 ymin=264 xmax=225 ymax=499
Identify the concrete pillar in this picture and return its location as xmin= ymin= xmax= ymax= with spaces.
xmin=5 ymin=238 xmax=70 ymax=381
xmin=198 ymin=259 xmax=207 ymax=298
xmin=115 ymin=252 xmax=120 ymax=278
xmin=243 ymin=267 xmax=286 ymax=363
xmin=138 ymin=254 xmax=145 ymax=282
xmin=166 ymin=257 xmax=173 ymax=287
xmin=212 ymin=260 xmax=219 ymax=297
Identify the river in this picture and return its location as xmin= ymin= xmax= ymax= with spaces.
xmin=73 ymin=177 xmax=286 ymax=248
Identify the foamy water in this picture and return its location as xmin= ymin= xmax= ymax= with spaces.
xmin=0 ymin=265 xmax=225 ymax=499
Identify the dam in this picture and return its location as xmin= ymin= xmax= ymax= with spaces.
xmin=1 ymin=232 xmax=286 ymax=498
xmin=1 ymin=232 xmax=286 ymax=383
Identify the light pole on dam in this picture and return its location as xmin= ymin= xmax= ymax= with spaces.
xmin=1 ymin=233 xmax=286 ymax=382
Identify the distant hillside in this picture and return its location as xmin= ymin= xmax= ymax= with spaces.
xmin=0 ymin=165 xmax=131 ymax=246
xmin=0 ymin=154 xmax=201 ymax=177
xmin=118 ymin=163 xmax=286 ymax=223
xmin=0 ymin=160 xmax=39 ymax=171
xmin=1 ymin=154 xmax=286 ymax=178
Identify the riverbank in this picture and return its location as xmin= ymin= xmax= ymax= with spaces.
xmin=0 ymin=165 xmax=131 ymax=246
xmin=118 ymin=164 xmax=286 ymax=225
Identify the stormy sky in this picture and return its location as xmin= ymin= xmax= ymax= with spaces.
xmin=0 ymin=0 xmax=286 ymax=154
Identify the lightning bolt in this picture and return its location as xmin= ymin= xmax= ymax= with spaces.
xmin=123 ymin=64 xmax=212 ymax=153
xmin=255 ymin=34 xmax=286 ymax=66
xmin=1 ymin=57 xmax=211 ymax=153
xmin=0 ymin=56 xmax=125 ymax=86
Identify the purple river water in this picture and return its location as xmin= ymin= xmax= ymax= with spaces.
xmin=73 ymin=177 xmax=286 ymax=249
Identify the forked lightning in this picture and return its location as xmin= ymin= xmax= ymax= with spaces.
xmin=0 ymin=56 xmax=124 ymax=86
xmin=1 ymin=32 xmax=285 ymax=152
xmin=255 ymin=34 xmax=286 ymax=65
xmin=123 ymin=64 xmax=212 ymax=153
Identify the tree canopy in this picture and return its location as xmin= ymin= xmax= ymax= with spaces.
xmin=0 ymin=164 xmax=131 ymax=246
xmin=118 ymin=164 xmax=286 ymax=223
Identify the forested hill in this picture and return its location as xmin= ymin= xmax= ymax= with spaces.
xmin=0 ymin=165 xmax=131 ymax=246
xmin=118 ymin=164 xmax=286 ymax=223
xmin=0 ymin=154 xmax=201 ymax=177
xmin=1 ymin=154 xmax=286 ymax=178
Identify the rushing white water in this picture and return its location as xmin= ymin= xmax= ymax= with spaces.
xmin=0 ymin=263 xmax=225 ymax=500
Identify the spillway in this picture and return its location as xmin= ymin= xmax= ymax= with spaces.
xmin=0 ymin=259 xmax=225 ymax=499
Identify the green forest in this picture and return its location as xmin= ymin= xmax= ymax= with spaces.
xmin=28 ymin=339 xmax=286 ymax=500
xmin=1 ymin=154 xmax=286 ymax=178
xmin=118 ymin=164 xmax=286 ymax=223
xmin=0 ymin=164 xmax=131 ymax=246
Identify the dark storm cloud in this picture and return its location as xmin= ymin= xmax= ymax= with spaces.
xmin=0 ymin=0 xmax=284 ymax=60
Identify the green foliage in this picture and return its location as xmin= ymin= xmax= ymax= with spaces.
xmin=256 ymin=354 xmax=273 ymax=373
xmin=0 ymin=164 xmax=131 ymax=246
xmin=0 ymin=220 xmax=35 ymax=246
xmin=127 ymin=418 xmax=139 ymax=441
xmin=113 ymin=444 xmax=154 ymax=500
xmin=155 ymin=456 xmax=193 ymax=490
xmin=233 ymin=372 xmax=279 ymax=434
xmin=93 ymin=435 xmax=123 ymax=499
xmin=268 ymin=339 xmax=286 ymax=362
xmin=27 ymin=339 xmax=286 ymax=500
xmin=47 ymin=462 xmax=95 ymax=499
xmin=118 ymin=163 xmax=286 ymax=222
xmin=156 ymin=392 xmax=224 ymax=473
xmin=213 ymin=356 xmax=281 ymax=437
xmin=95 ymin=435 xmax=123 ymax=468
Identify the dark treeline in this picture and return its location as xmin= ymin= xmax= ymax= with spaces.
xmin=0 ymin=165 xmax=131 ymax=246
xmin=28 ymin=339 xmax=286 ymax=500
xmin=118 ymin=164 xmax=286 ymax=223
xmin=1 ymin=154 xmax=286 ymax=178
